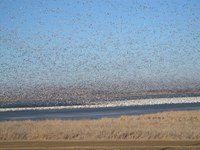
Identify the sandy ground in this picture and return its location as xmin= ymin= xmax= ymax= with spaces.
xmin=0 ymin=110 xmax=200 ymax=149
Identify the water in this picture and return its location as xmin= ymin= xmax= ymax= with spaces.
xmin=1 ymin=94 xmax=200 ymax=121
xmin=0 ymin=103 xmax=200 ymax=121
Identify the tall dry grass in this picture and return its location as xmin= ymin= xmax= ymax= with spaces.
xmin=0 ymin=110 xmax=200 ymax=141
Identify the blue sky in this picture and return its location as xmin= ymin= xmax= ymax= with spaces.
xmin=0 ymin=0 xmax=200 ymax=90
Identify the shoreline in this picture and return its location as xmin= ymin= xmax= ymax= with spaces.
xmin=1 ymin=102 xmax=200 ymax=121
xmin=0 ymin=110 xmax=200 ymax=141
xmin=1 ymin=110 xmax=200 ymax=149
xmin=1 ymin=96 xmax=200 ymax=112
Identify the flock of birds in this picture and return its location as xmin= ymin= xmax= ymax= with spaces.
xmin=0 ymin=0 xmax=200 ymax=101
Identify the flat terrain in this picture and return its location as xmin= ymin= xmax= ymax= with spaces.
xmin=0 ymin=141 xmax=200 ymax=150
xmin=1 ymin=110 xmax=200 ymax=141
xmin=0 ymin=110 xmax=200 ymax=149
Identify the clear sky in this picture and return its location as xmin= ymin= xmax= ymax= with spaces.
xmin=0 ymin=0 xmax=200 ymax=91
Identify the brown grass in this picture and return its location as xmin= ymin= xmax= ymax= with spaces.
xmin=0 ymin=110 xmax=200 ymax=141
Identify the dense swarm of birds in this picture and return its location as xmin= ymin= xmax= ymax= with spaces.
xmin=0 ymin=0 xmax=200 ymax=103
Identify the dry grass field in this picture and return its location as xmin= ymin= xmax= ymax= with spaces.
xmin=0 ymin=110 xmax=200 ymax=141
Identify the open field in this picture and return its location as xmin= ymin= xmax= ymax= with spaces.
xmin=0 ymin=110 xmax=200 ymax=149
xmin=0 ymin=110 xmax=200 ymax=141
